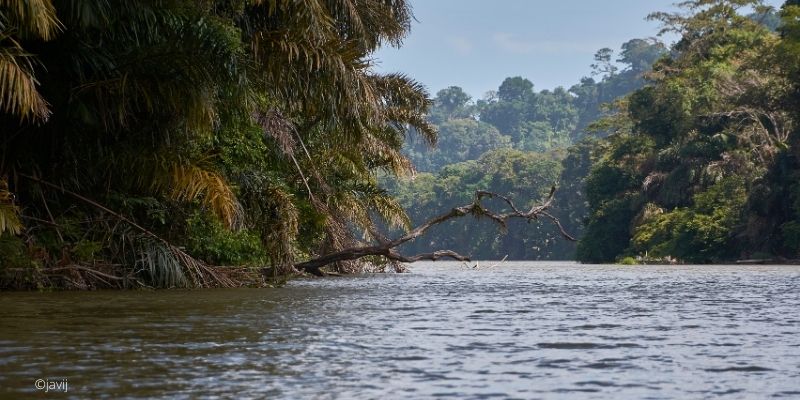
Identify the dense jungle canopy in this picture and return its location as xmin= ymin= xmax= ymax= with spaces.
xmin=1 ymin=0 xmax=438 ymax=288
xmin=1 ymin=0 xmax=799 ymax=289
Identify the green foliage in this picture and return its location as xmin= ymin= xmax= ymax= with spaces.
xmin=185 ymin=212 xmax=267 ymax=266
xmin=478 ymin=81 xmax=579 ymax=146
xmin=497 ymin=77 xmax=535 ymax=102
xmin=577 ymin=193 xmax=641 ymax=263
xmin=618 ymin=256 xmax=637 ymax=265
xmin=398 ymin=34 xmax=664 ymax=261
xmin=3 ymin=0 xmax=797 ymax=288
xmin=780 ymin=221 xmax=800 ymax=253
xmin=391 ymin=148 xmax=564 ymax=259
xmin=0 ymin=0 xmax=440 ymax=287
xmin=72 ymin=240 xmax=103 ymax=261
xmin=0 ymin=235 xmax=35 ymax=270
xmin=429 ymin=86 xmax=472 ymax=122
xmin=578 ymin=0 xmax=800 ymax=263
xmin=619 ymin=38 xmax=668 ymax=73
xmin=584 ymin=133 xmax=655 ymax=210
xmin=549 ymin=138 xmax=600 ymax=258
xmin=405 ymin=118 xmax=510 ymax=172
xmin=627 ymin=85 xmax=691 ymax=147
xmin=0 ymin=235 xmax=40 ymax=289
xmin=631 ymin=176 xmax=747 ymax=262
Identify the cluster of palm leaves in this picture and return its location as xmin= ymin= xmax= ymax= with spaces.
xmin=0 ymin=0 xmax=435 ymax=288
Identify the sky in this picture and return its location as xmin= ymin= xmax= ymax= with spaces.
xmin=373 ymin=0 xmax=784 ymax=100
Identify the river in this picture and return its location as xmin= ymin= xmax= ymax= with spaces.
xmin=1 ymin=262 xmax=799 ymax=399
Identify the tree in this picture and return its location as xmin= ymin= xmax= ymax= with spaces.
xmin=404 ymin=119 xmax=510 ymax=172
xmin=497 ymin=76 xmax=534 ymax=102
xmin=577 ymin=0 xmax=795 ymax=263
xmin=618 ymin=38 xmax=667 ymax=73
xmin=392 ymin=149 xmax=567 ymax=260
xmin=591 ymin=48 xmax=618 ymax=77
xmin=431 ymin=86 xmax=472 ymax=121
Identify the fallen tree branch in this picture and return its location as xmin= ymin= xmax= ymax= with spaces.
xmin=294 ymin=186 xmax=575 ymax=276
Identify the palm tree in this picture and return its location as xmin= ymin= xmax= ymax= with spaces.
xmin=0 ymin=0 xmax=436 ymax=287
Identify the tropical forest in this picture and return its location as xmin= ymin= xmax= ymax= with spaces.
xmin=1 ymin=0 xmax=800 ymax=289
xmin=3 ymin=1 xmax=800 ymax=398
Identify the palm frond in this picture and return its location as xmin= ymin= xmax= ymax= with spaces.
xmin=166 ymin=163 xmax=243 ymax=230
xmin=262 ymin=185 xmax=299 ymax=269
xmin=324 ymin=0 xmax=412 ymax=49
xmin=61 ymin=2 xmax=248 ymax=133
xmin=0 ymin=179 xmax=22 ymax=235
xmin=102 ymin=152 xmax=243 ymax=230
xmin=362 ymin=132 xmax=414 ymax=176
xmin=0 ymin=42 xmax=50 ymax=120
xmin=366 ymin=189 xmax=410 ymax=230
xmin=137 ymin=240 xmax=189 ymax=288
xmin=372 ymin=73 xmax=436 ymax=146
xmin=1 ymin=0 xmax=62 ymax=40
xmin=135 ymin=238 xmax=236 ymax=288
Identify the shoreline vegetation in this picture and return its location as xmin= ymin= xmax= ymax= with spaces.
xmin=3 ymin=185 xmax=573 ymax=289
xmin=2 ymin=1 xmax=800 ymax=290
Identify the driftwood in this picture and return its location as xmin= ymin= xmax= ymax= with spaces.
xmin=294 ymin=187 xmax=575 ymax=276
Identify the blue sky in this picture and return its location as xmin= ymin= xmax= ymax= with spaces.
xmin=373 ymin=0 xmax=784 ymax=99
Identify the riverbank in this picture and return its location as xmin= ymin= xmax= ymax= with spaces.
xmin=5 ymin=256 xmax=799 ymax=291
xmin=736 ymin=258 xmax=800 ymax=265
xmin=0 ymin=259 xmax=401 ymax=290
xmin=0 ymin=264 xmax=280 ymax=291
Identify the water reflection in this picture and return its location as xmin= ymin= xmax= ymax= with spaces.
xmin=1 ymin=262 xmax=799 ymax=399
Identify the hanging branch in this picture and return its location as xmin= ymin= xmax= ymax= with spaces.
xmin=294 ymin=186 xmax=575 ymax=276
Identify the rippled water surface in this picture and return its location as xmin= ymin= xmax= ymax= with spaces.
xmin=1 ymin=262 xmax=800 ymax=399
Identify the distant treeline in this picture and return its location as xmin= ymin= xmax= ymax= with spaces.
xmin=393 ymin=0 xmax=800 ymax=263
xmin=390 ymin=36 xmax=666 ymax=260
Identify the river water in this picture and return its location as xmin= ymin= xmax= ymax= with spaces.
xmin=1 ymin=262 xmax=799 ymax=399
